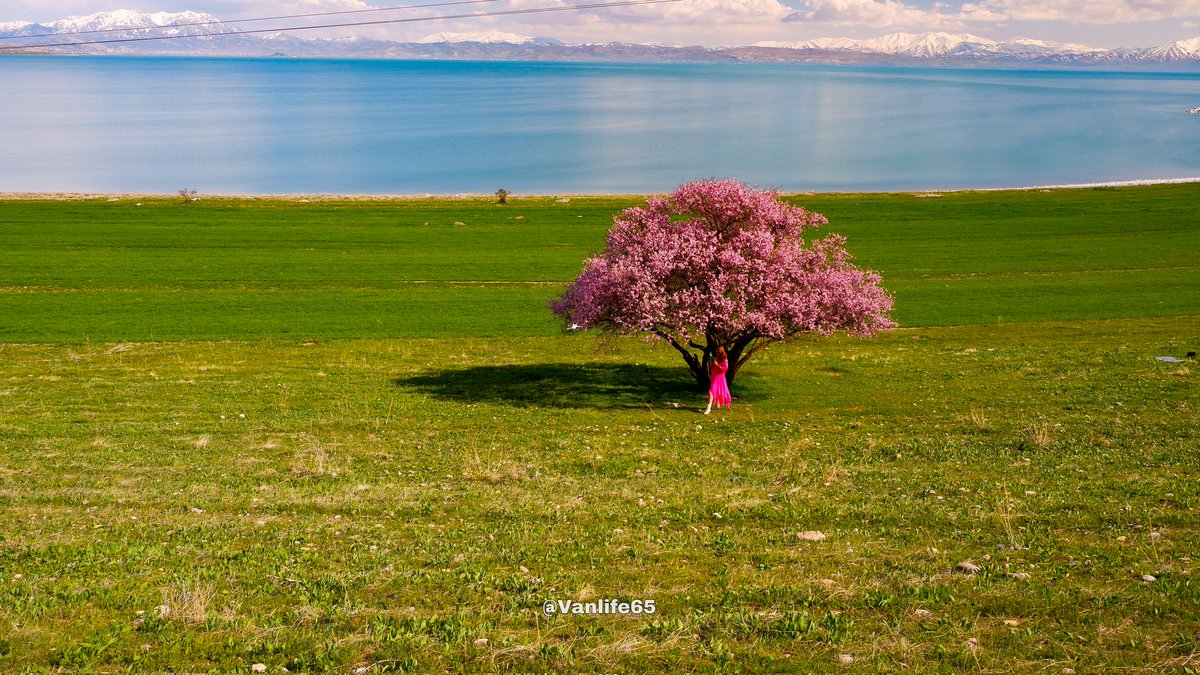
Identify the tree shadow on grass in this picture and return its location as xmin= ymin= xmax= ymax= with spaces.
xmin=394 ymin=363 xmax=703 ymax=409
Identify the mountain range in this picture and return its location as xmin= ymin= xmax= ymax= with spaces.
xmin=3 ymin=10 xmax=1200 ymax=67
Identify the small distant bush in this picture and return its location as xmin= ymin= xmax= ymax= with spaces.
xmin=178 ymin=188 xmax=199 ymax=203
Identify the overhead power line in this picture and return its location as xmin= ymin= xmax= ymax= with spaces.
xmin=0 ymin=0 xmax=505 ymax=41
xmin=0 ymin=0 xmax=682 ymax=51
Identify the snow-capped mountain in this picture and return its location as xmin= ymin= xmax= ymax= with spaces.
xmin=869 ymin=32 xmax=995 ymax=57
xmin=48 ymin=9 xmax=219 ymax=33
xmin=1 ymin=10 xmax=1198 ymax=65
xmin=1139 ymin=36 xmax=1200 ymax=61
xmin=756 ymin=32 xmax=1103 ymax=59
xmin=2 ymin=9 xmax=225 ymax=40
xmin=419 ymin=32 xmax=530 ymax=45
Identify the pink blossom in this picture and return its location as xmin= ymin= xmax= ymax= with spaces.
xmin=552 ymin=179 xmax=895 ymax=389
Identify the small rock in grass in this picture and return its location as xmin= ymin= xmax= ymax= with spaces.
xmin=1140 ymin=574 xmax=1156 ymax=582
xmin=1063 ymin=669 xmax=1076 ymax=674
xmin=519 ymin=566 xmax=529 ymax=574
xmin=954 ymin=561 xmax=981 ymax=575
xmin=838 ymin=654 xmax=854 ymax=665
xmin=251 ymin=664 xmax=267 ymax=673
xmin=1117 ymin=536 xmax=1127 ymax=542
xmin=914 ymin=609 xmax=933 ymax=619
xmin=191 ymin=507 xmax=204 ymax=514
xmin=1149 ymin=532 xmax=1162 ymax=540
xmin=797 ymin=531 xmax=826 ymax=542
xmin=474 ymin=638 xmax=489 ymax=647
xmin=1007 ymin=572 xmax=1031 ymax=580
xmin=1003 ymin=619 xmax=1020 ymax=627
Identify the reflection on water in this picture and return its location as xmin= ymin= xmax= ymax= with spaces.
xmin=1 ymin=56 xmax=1198 ymax=194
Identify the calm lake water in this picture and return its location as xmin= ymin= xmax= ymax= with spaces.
xmin=2 ymin=55 xmax=1198 ymax=194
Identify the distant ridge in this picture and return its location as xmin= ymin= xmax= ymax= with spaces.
xmin=3 ymin=10 xmax=1200 ymax=66
xmin=754 ymin=32 xmax=1105 ymax=59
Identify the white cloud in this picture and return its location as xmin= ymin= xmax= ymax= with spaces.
xmin=6 ymin=0 xmax=1200 ymax=46
xmin=593 ymin=0 xmax=791 ymax=24
xmin=298 ymin=0 xmax=371 ymax=7
xmin=783 ymin=0 xmax=965 ymax=28
xmin=958 ymin=0 xmax=1200 ymax=23
xmin=673 ymin=0 xmax=792 ymax=21
xmin=779 ymin=0 xmax=1200 ymax=33
xmin=403 ymin=0 xmax=793 ymax=44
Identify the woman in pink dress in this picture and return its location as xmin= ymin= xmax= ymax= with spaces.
xmin=704 ymin=346 xmax=732 ymax=415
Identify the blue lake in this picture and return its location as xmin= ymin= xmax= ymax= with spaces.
xmin=2 ymin=55 xmax=1198 ymax=194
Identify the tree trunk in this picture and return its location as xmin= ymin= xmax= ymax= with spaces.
xmin=721 ymin=333 xmax=773 ymax=388
xmin=725 ymin=358 xmax=744 ymax=387
xmin=722 ymin=335 xmax=750 ymax=388
xmin=660 ymin=331 xmax=769 ymax=391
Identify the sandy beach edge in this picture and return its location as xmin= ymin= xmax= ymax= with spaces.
xmin=2 ymin=177 xmax=1199 ymax=201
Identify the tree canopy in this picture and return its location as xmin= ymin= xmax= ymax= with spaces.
xmin=552 ymin=179 xmax=896 ymax=389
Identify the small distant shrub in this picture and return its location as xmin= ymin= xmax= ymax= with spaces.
xmin=496 ymin=188 xmax=509 ymax=204
xmin=178 ymin=188 xmax=199 ymax=203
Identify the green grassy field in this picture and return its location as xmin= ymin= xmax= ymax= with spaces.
xmin=2 ymin=185 xmax=1198 ymax=342
xmin=1 ymin=186 xmax=1198 ymax=673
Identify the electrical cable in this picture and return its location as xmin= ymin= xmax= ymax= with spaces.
xmin=0 ymin=0 xmax=681 ymax=51
xmin=0 ymin=0 xmax=505 ymax=41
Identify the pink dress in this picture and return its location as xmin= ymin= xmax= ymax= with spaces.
xmin=709 ymin=359 xmax=732 ymax=409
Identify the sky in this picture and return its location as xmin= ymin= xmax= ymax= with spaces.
xmin=4 ymin=0 xmax=1200 ymax=49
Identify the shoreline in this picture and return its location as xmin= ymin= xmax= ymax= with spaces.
xmin=2 ymin=177 xmax=1199 ymax=201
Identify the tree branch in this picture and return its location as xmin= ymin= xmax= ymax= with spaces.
xmin=653 ymin=328 xmax=708 ymax=388
xmin=741 ymin=336 xmax=777 ymax=363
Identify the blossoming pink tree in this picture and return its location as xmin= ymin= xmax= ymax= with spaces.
xmin=551 ymin=179 xmax=896 ymax=390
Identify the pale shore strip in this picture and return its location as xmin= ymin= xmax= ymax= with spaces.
xmin=973 ymin=176 xmax=1200 ymax=191
xmin=2 ymin=176 xmax=1199 ymax=201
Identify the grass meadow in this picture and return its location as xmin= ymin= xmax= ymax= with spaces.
xmin=1 ymin=185 xmax=1198 ymax=672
